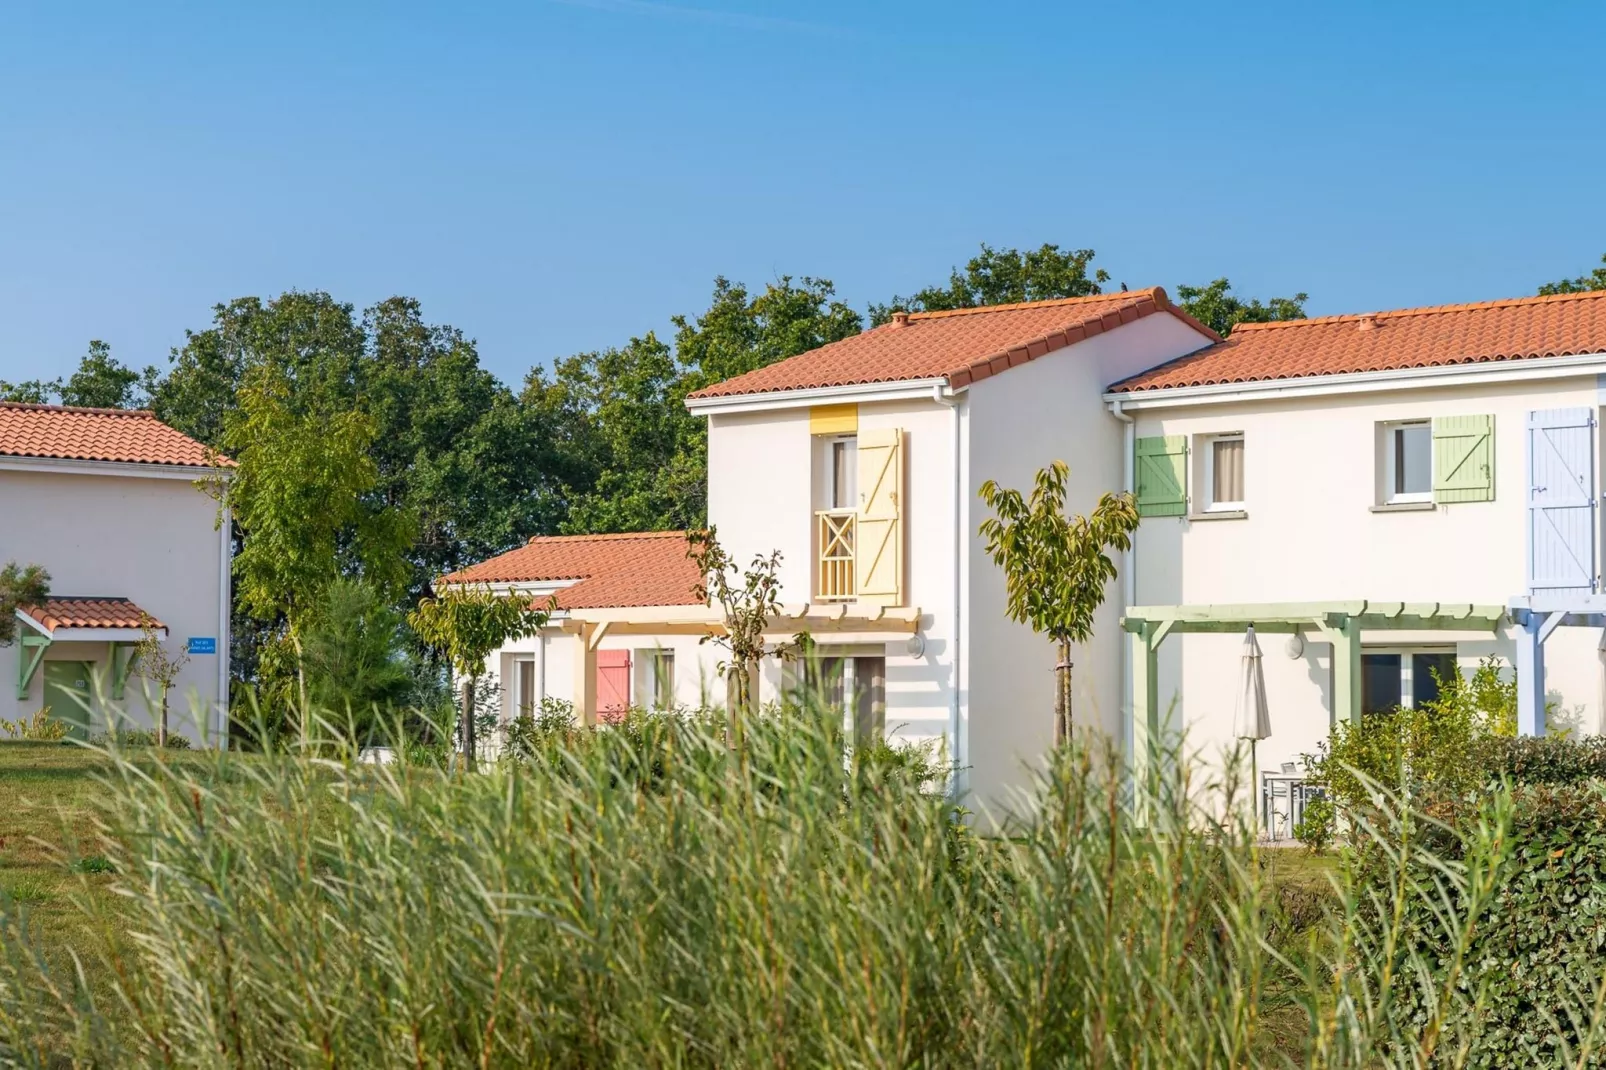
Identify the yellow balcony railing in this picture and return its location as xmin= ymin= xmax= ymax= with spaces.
xmin=816 ymin=509 xmax=856 ymax=601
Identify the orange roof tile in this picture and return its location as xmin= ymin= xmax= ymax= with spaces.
xmin=687 ymin=288 xmax=1218 ymax=399
xmin=0 ymin=403 xmax=224 ymax=467
xmin=1111 ymin=289 xmax=1606 ymax=393
xmin=441 ymin=531 xmax=704 ymax=611
xmin=19 ymin=597 xmax=165 ymax=633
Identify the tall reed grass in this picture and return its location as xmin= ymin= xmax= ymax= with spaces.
xmin=0 ymin=706 xmax=1590 ymax=1067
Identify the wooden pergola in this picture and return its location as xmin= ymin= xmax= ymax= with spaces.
xmin=558 ymin=602 xmax=922 ymax=723
xmin=1121 ymin=600 xmax=1507 ymax=766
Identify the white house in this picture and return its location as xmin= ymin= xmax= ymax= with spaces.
xmin=0 ymin=402 xmax=230 ymax=745
xmin=451 ymin=289 xmax=1218 ymax=811
xmin=459 ymin=284 xmax=1606 ymax=815
xmin=1107 ymin=288 xmax=1606 ymax=782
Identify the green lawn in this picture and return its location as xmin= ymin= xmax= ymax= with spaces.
xmin=0 ymin=743 xmax=127 ymax=989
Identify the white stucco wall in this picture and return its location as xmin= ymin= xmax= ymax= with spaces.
xmin=1130 ymin=372 xmax=1606 ymax=775
xmin=964 ymin=312 xmax=1216 ymax=817
xmin=707 ymin=397 xmax=963 ymax=755
xmin=0 ymin=465 xmax=228 ymax=745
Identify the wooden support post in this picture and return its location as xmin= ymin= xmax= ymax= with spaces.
xmin=1317 ymin=615 xmax=1363 ymax=726
xmin=1515 ymin=611 xmax=1547 ymax=736
xmin=1126 ymin=621 xmax=1160 ymax=803
xmin=573 ymin=621 xmax=598 ymax=726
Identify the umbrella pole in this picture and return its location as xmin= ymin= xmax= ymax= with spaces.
xmin=1251 ymin=740 xmax=1260 ymax=839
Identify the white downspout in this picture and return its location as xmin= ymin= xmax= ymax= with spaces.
xmin=217 ymin=503 xmax=232 ymax=750
xmin=1109 ymin=398 xmax=1136 ymax=759
xmin=933 ymin=383 xmax=964 ymax=797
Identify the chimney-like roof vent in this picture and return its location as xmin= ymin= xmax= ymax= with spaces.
xmin=890 ymin=311 xmax=911 ymax=328
xmin=1357 ymin=315 xmax=1379 ymax=331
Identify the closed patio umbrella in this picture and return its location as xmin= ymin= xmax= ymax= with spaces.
xmin=1234 ymin=626 xmax=1272 ymax=831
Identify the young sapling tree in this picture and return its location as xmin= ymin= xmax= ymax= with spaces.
xmin=978 ymin=461 xmax=1139 ymax=745
xmin=409 ymin=584 xmax=551 ymax=769
xmin=134 ymin=613 xmax=191 ymax=747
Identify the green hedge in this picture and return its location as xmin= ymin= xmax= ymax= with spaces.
xmin=1477 ymin=734 xmax=1606 ymax=786
xmin=1374 ymin=767 xmax=1606 ymax=1066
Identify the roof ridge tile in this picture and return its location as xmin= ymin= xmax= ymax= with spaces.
xmin=1232 ymin=288 xmax=1606 ymax=332
xmin=907 ymin=288 xmax=1162 ymax=321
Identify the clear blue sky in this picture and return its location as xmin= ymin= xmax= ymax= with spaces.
xmin=3 ymin=1 xmax=1604 ymax=388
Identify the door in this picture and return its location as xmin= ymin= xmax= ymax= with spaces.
xmin=42 ymin=661 xmax=93 ymax=740
xmin=1528 ymin=407 xmax=1598 ymax=596
xmin=597 ymin=650 xmax=631 ymax=719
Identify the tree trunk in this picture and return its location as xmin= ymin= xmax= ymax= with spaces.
xmin=157 ymin=689 xmax=169 ymax=748
xmin=462 ymin=676 xmax=476 ymax=771
xmin=1054 ymin=639 xmax=1073 ymax=747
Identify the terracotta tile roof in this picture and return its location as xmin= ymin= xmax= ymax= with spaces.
xmin=0 ymin=402 xmax=224 ymax=467
xmin=18 ymin=597 xmax=165 ymax=634
xmin=687 ymin=288 xmax=1218 ymax=400
xmin=1111 ymin=289 xmax=1606 ymax=393
xmin=441 ymin=531 xmax=704 ymax=611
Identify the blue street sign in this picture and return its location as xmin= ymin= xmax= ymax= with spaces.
xmin=187 ymin=637 xmax=217 ymax=655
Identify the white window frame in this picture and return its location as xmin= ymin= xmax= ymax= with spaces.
xmin=1361 ymin=645 xmax=1458 ymax=711
xmin=634 ymin=648 xmax=675 ymax=710
xmin=1201 ymin=433 xmax=1245 ymax=511
xmin=1381 ymin=420 xmax=1433 ymax=505
xmin=825 ymin=435 xmax=858 ymax=511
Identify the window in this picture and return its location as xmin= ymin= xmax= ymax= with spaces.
xmin=1360 ymin=649 xmax=1458 ymax=715
xmin=1382 ymin=421 xmax=1432 ymax=503
xmin=633 ymin=649 xmax=675 ymax=709
xmin=1202 ymin=434 xmax=1245 ymax=510
xmin=515 ymin=656 xmax=536 ymax=717
xmin=827 ymin=436 xmax=857 ymax=510
xmin=799 ymin=652 xmax=886 ymax=745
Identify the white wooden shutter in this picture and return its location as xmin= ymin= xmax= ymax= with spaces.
xmin=855 ymin=427 xmax=903 ymax=606
xmin=1527 ymin=407 xmax=1597 ymax=596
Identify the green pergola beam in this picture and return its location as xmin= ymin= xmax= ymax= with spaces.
xmin=16 ymin=635 xmax=50 ymax=700
xmin=1121 ymin=599 xmax=1510 ymax=750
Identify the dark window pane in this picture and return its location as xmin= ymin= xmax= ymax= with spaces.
xmin=1362 ymin=653 xmax=1402 ymax=715
xmin=1413 ymin=653 xmax=1458 ymax=708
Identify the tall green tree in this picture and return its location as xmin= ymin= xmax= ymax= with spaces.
xmin=0 ymin=563 xmax=49 ymax=645
xmin=978 ymin=461 xmax=1139 ymax=745
xmin=1539 ymin=254 xmax=1606 ymax=295
xmin=533 ymin=276 xmax=861 ymax=533
xmin=362 ymin=297 xmax=555 ymax=594
xmin=59 ymin=341 xmax=157 ymax=409
xmin=408 ymin=585 xmax=550 ymax=768
xmin=298 ymin=578 xmax=414 ymax=738
xmin=1174 ymin=278 xmax=1308 ymax=336
xmin=871 ymin=243 xmax=1110 ymax=325
xmin=208 ymin=359 xmax=415 ymax=703
xmin=0 ymin=380 xmax=58 ymax=404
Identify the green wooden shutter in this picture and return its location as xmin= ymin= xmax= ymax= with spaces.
xmin=1135 ymin=435 xmax=1188 ymax=516
xmin=1432 ymin=414 xmax=1494 ymax=503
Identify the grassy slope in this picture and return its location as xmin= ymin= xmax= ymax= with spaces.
xmin=0 ymin=743 xmax=121 ymax=981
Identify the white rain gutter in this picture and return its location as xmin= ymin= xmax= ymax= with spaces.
xmin=1109 ymin=398 xmax=1136 ymax=761
xmin=1103 ymin=350 xmax=1606 ymax=411
xmin=932 ymin=382 xmax=965 ymax=797
xmin=685 ymin=378 xmax=953 ymax=416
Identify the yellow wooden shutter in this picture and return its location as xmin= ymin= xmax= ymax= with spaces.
xmin=855 ymin=427 xmax=903 ymax=606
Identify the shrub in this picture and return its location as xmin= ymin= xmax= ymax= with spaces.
xmin=0 ymin=711 xmax=69 ymax=743
xmin=1359 ymin=781 xmax=1606 ymax=1067
xmin=1475 ymin=734 xmax=1606 ymax=786
xmin=88 ymin=729 xmax=191 ymax=750
xmin=1300 ymin=657 xmax=1514 ymax=846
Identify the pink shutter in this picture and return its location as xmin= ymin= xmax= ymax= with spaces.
xmin=597 ymin=650 xmax=631 ymax=722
